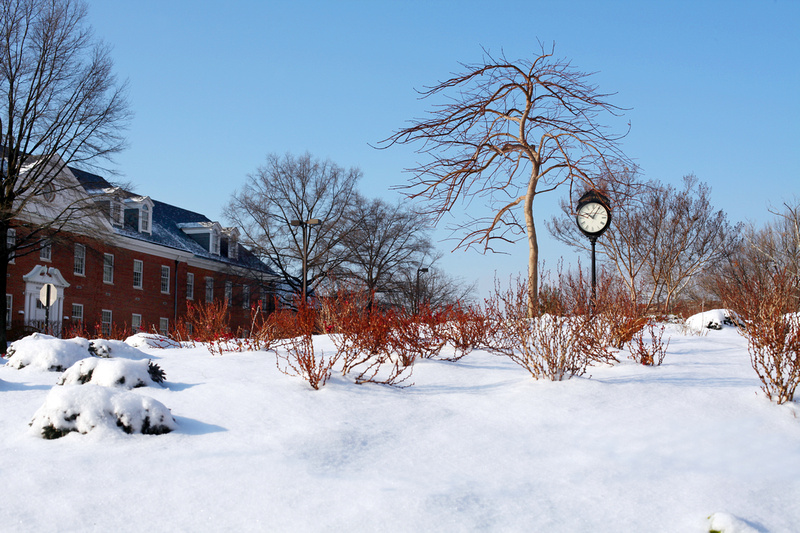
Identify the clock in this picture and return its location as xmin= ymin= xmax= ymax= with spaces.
xmin=575 ymin=190 xmax=611 ymax=238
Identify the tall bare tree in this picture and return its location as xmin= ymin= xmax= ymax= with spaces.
xmin=225 ymin=152 xmax=361 ymax=303
xmin=0 ymin=0 xmax=130 ymax=344
xmin=337 ymin=195 xmax=433 ymax=306
xmin=381 ymin=45 xmax=629 ymax=316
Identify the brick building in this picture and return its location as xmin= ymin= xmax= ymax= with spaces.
xmin=6 ymin=167 xmax=277 ymax=339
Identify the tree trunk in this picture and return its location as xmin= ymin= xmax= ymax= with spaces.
xmin=525 ymin=174 xmax=539 ymax=318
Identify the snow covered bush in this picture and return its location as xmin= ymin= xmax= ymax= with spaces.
xmin=57 ymin=358 xmax=166 ymax=388
xmin=4 ymin=334 xmax=91 ymax=372
xmin=124 ymin=332 xmax=182 ymax=350
xmin=685 ymin=309 xmax=740 ymax=331
xmin=29 ymin=384 xmax=176 ymax=439
xmin=90 ymin=338 xmax=153 ymax=359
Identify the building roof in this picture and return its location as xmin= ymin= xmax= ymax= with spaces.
xmin=69 ymin=167 xmax=274 ymax=276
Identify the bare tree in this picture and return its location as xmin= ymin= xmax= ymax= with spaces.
xmin=387 ymin=256 xmax=476 ymax=312
xmin=225 ymin=152 xmax=361 ymax=303
xmin=550 ymin=174 xmax=739 ymax=313
xmin=337 ymin=195 xmax=433 ymax=307
xmin=0 ymin=0 xmax=130 ymax=344
xmin=708 ymin=200 xmax=800 ymax=312
xmin=381 ymin=45 xmax=629 ymax=316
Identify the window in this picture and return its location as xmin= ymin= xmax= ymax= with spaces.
xmin=71 ymin=303 xmax=83 ymax=324
xmin=186 ymin=272 xmax=194 ymax=300
xmin=159 ymin=317 xmax=169 ymax=336
xmin=103 ymin=253 xmax=114 ymax=284
xmin=7 ymin=228 xmax=15 ymax=263
xmin=261 ymin=288 xmax=268 ymax=311
xmin=224 ymin=281 xmax=232 ymax=303
xmin=242 ymin=285 xmax=250 ymax=309
xmin=185 ymin=322 xmax=194 ymax=336
xmin=211 ymin=230 xmax=220 ymax=255
xmin=228 ymin=237 xmax=238 ymax=259
xmin=205 ymin=277 xmax=213 ymax=302
xmin=6 ymin=294 xmax=11 ymax=329
xmin=141 ymin=204 xmax=150 ymax=232
xmin=133 ymin=260 xmax=143 ymax=289
xmin=131 ymin=313 xmax=142 ymax=332
xmin=40 ymin=241 xmax=52 ymax=262
xmin=161 ymin=265 xmax=170 ymax=294
xmin=74 ymin=244 xmax=86 ymax=276
xmin=42 ymin=182 xmax=56 ymax=202
xmin=101 ymin=309 xmax=112 ymax=337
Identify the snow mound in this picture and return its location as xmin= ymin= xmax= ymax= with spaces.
xmin=29 ymin=384 xmax=176 ymax=439
xmin=89 ymin=338 xmax=151 ymax=359
xmin=707 ymin=512 xmax=761 ymax=532
xmin=4 ymin=334 xmax=91 ymax=372
xmin=124 ymin=332 xmax=181 ymax=349
xmin=686 ymin=309 xmax=739 ymax=331
xmin=57 ymin=358 xmax=165 ymax=388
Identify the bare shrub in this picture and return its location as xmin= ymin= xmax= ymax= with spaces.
xmin=629 ymin=321 xmax=669 ymax=366
xmin=485 ymin=277 xmax=589 ymax=380
xmin=718 ymin=266 xmax=800 ymax=404
xmin=438 ymin=304 xmax=490 ymax=361
xmin=276 ymin=333 xmax=337 ymax=390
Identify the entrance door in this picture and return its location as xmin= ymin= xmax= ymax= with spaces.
xmin=22 ymin=265 xmax=70 ymax=336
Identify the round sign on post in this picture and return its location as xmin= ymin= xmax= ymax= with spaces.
xmin=39 ymin=283 xmax=58 ymax=308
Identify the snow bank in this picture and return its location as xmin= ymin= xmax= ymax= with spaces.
xmin=686 ymin=309 xmax=739 ymax=331
xmin=124 ymin=332 xmax=181 ymax=349
xmin=57 ymin=358 xmax=164 ymax=388
xmin=90 ymin=338 xmax=151 ymax=359
xmin=4 ymin=334 xmax=91 ymax=371
xmin=29 ymin=384 xmax=176 ymax=439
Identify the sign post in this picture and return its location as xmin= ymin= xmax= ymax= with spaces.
xmin=39 ymin=283 xmax=58 ymax=334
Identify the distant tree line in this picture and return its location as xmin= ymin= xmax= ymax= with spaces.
xmin=225 ymin=152 xmax=475 ymax=311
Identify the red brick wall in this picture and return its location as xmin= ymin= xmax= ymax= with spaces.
xmin=6 ymin=231 xmax=275 ymax=339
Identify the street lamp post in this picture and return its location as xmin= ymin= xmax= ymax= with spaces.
xmin=415 ymin=267 xmax=428 ymax=314
xmin=290 ymin=218 xmax=322 ymax=305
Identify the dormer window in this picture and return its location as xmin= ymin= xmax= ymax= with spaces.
xmin=123 ymin=196 xmax=153 ymax=235
xmin=141 ymin=204 xmax=150 ymax=232
xmin=177 ymin=221 xmax=223 ymax=255
xmin=222 ymin=227 xmax=240 ymax=260
xmin=210 ymin=228 xmax=220 ymax=255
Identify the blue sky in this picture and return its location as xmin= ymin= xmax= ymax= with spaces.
xmin=85 ymin=0 xmax=800 ymax=297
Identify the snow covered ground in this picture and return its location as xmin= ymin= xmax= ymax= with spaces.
xmin=2 ymin=320 xmax=799 ymax=532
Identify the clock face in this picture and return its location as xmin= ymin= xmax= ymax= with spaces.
xmin=577 ymin=201 xmax=609 ymax=234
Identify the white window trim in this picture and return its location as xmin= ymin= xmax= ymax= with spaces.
xmin=159 ymin=317 xmax=169 ymax=336
xmin=205 ymin=277 xmax=213 ymax=302
xmin=161 ymin=265 xmax=170 ymax=294
xmin=242 ymin=285 xmax=250 ymax=309
xmin=39 ymin=241 xmax=52 ymax=262
xmin=101 ymin=309 xmax=112 ymax=337
xmin=6 ymin=294 xmax=12 ymax=329
xmin=72 ymin=303 xmax=84 ymax=324
xmin=7 ymin=229 xmax=15 ymax=264
xmin=186 ymin=272 xmax=194 ymax=301
xmin=133 ymin=260 xmax=143 ymax=289
xmin=103 ymin=253 xmax=114 ymax=284
xmin=224 ymin=280 xmax=232 ymax=303
xmin=131 ymin=313 xmax=142 ymax=332
xmin=74 ymin=244 xmax=86 ymax=276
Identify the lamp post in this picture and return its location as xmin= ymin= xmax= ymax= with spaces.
xmin=415 ymin=267 xmax=428 ymax=314
xmin=290 ymin=218 xmax=322 ymax=305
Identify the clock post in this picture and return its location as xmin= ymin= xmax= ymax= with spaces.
xmin=575 ymin=190 xmax=612 ymax=313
